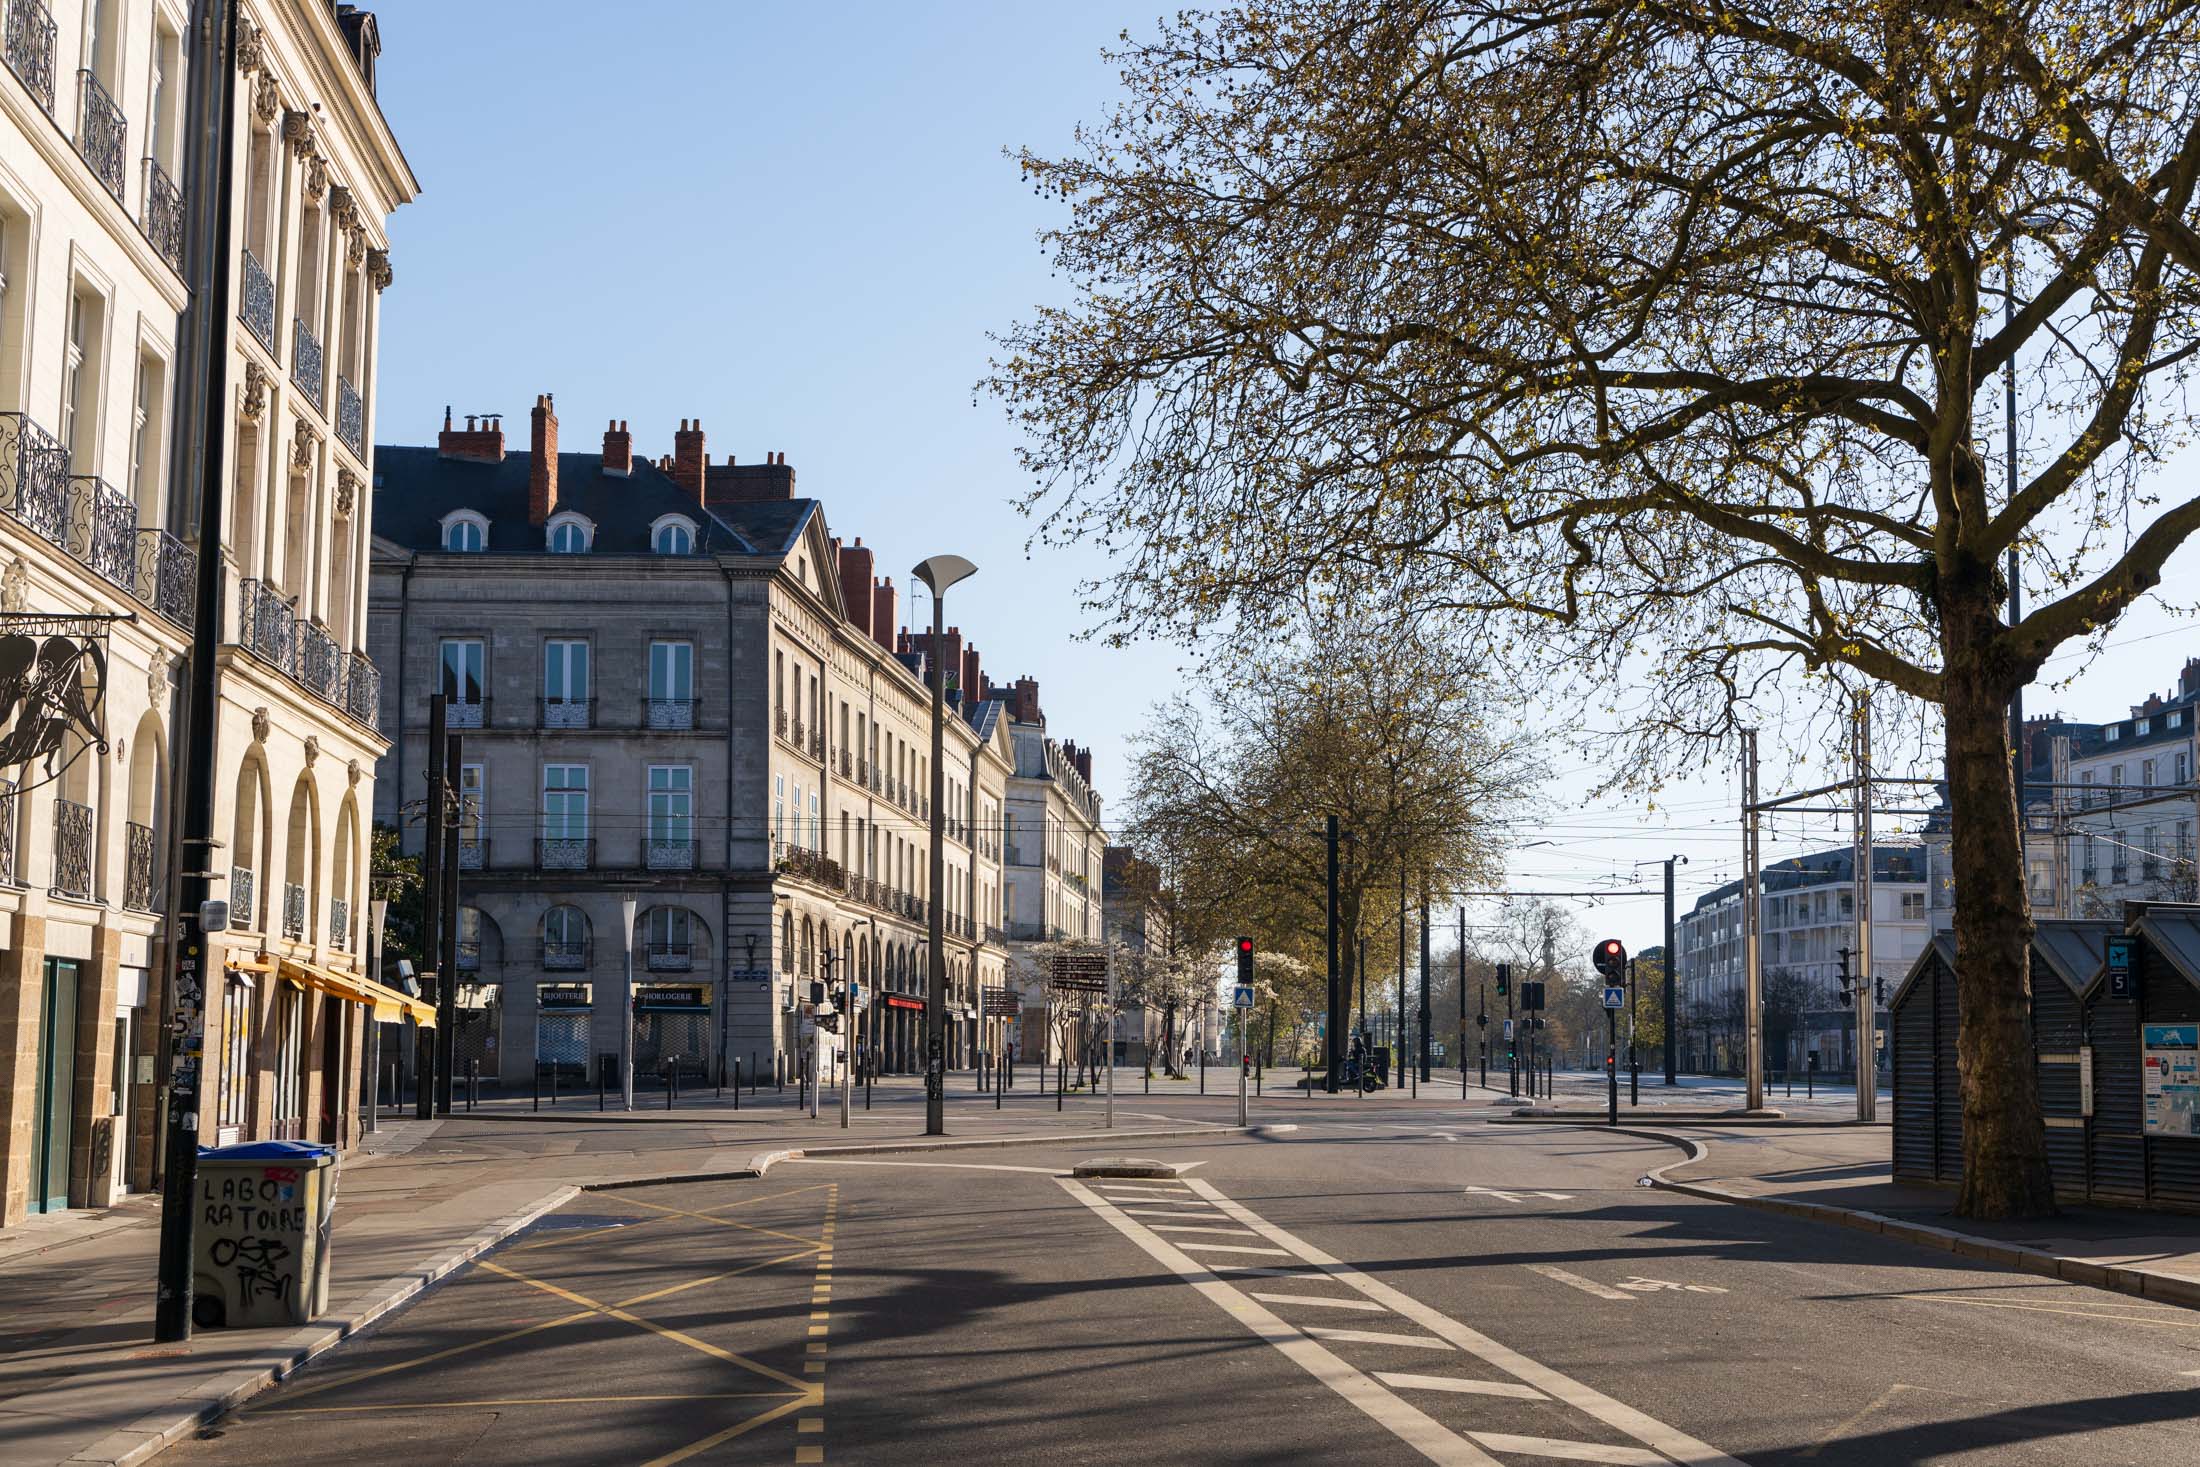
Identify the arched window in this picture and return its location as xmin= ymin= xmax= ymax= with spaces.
xmin=550 ymin=521 xmax=587 ymax=553
xmin=652 ymin=519 xmax=694 ymax=554
xmin=544 ymin=904 xmax=589 ymax=965
xmin=440 ymin=511 xmax=488 ymax=552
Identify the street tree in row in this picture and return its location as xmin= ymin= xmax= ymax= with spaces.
xmin=991 ymin=1 xmax=2200 ymax=1216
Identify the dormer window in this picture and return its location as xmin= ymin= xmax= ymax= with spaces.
xmin=651 ymin=515 xmax=696 ymax=555
xmin=546 ymin=511 xmax=594 ymax=554
xmin=2138 ymin=718 xmax=2152 ymax=736
xmin=440 ymin=510 xmax=488 ymax=553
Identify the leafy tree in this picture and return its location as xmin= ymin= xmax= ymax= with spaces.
xmin=370 ymin=823 xmax=423 ymax=983
xmin=991 ymin=1 xmax=2200 ymax=1216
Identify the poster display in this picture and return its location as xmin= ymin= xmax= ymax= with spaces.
xmin=2141 ymin=1024 xmax=2200 ymax=1137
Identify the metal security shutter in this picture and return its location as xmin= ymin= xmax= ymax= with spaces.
xmin=1933 ymin=957 xmax=1964 ymax=1183
xmin=1891 ymin=965 xmax=1939 ymax=1181
xmin=2087 ymin=980 xmax=2146 ymax=1201
xmin=2031 ymin=981 xmax=2086 ymax=1197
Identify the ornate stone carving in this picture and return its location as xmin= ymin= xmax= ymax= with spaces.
xmin=283 ymin=109 xmax=314 ymax=159
xmin=147 ymin=656 xmax=169 ymax=710
xmin=235 ymin=15 xmax=264 ymax=73
xmin=251 ymin=706 xmax=271 ymax=744
xmin=1 ymin=558 xmax=25 ymax=612
xmin=242 ymin=359 xmax=268 ymax=423
xmin=330 ymin=186 xmax=358 ymax=232
xmin=252 ymin=72 xmax=278 ymax=125
xmin=335 ymin=468 xmax=360 ymax=518
xmin=292 ymin=416 xmax=319 ymax=473
xmin=303 ymin=735 xmax=320 ymax=768
xmin=347 ymin=758 xmax=362 ymax=789
xmin=367 ymin=248 xmax=393 ymax=291
xmin=304 ymin=155 xmax=327 ymax=205
xmin=346 ymin=228 xmax=367 ymax=269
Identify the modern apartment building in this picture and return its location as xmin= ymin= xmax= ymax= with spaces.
xmin=0 ymin=2 xmax=413 ymax=1227
xmin=368 ymin=404 xmax=1035 ymax=1091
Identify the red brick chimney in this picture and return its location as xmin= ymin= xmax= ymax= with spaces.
xmin=527 ymin=393 xmax=558 ymax=526
xmin=1010 ymin=676 xmax=1042 ymax=726
xmin=672 ymin=418 xmax=707 ymax=500
xmin=871 ymin=578 xmax=898 ymax=654
xmin=2182 ymin=657 xmax=2200 ymax=698
xmin=838 ymin=538 xmax=875 ymax=637
xmin=438 ymin=404 xmax=504 ymax=462
xmin=962 ymin=644 xmax=981 ymax=706
xmin=602 ymin=419 xmax=631 ymax=476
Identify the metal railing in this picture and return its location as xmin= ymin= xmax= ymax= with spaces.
xmin=645 ymin=697 xmax=695 ymax=730
xmin=51 ymin=798 xmax=91 ymax=899
xmin=336 ymin=374 xmax=364 ymax=457
xmin=646 ymin=840 xmax=698 ymax=871
xmin=458 ymin=838 xmax=487 ymax=870
xmin=74 ymin=69 xmax=125 ymax=199
xmin=543 ymin=939 xmax=590 ymax=971
xmin=345 ymin=652 xmax=380 ymax=729
xmin=65 ymin=473 xmax=134 ymax=588
xmin=810 ymin=731 xmax=825 ymax=760
xmin=537 ymin=837 xmax=593 ymax=871
xmin=447 ymin=698 xmax=485 ymax=729
xmin=0 ymin=778 xmax=14 ymax=885
xmin=124 ymin=820 xmax=156 ymax=912
xmin=4 ymin=0 xmax=55 ymax=114
xmin=231 ymin=864 xmax=255 ymax=930
xmin=456 ymin=937 xmax=479 ymax=971
xmin=330 ymin=897 xmax=351 ymax=952
xmin=239 ymin=578 xmax=295 ymax=674
xmin=0 ymin=411 xmax=70 ymax=544
xmin=291 ymin=316 xmax=324 ymax=410
xmin=838 ymin=748 xmax=852 ymax=777
xmin=135 ymin=528 xmax=196 ymax=629
xmin=542 ymin=697 xmax=591 ymax=729
xmin=775 ymin=706 xmax=787 ymax=738
xmin=779 ymin=844 xmax=845 ymax=890
xmin=282 ymin=881 xmax=306 ymax=940
xmin=984 ymin=924 xmax=1006 ymax=948
xmin=646 ymin=944 xmax=694 ymax=972
xmin=240 ymin=248 xmax=276 ymax=349
xmin=142 ymin=158 xmax=183 ymax=271
xmin=295 ymin=620 xmax=342 ymax=702
xmin=791 ymin=718 xmax=806 ymax=749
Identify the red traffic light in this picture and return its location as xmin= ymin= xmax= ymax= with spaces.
xmin=1237 ymin=938 xmax=1254 ymax=954
xmin=1593 ymin=939 xmax=1627 ymax=978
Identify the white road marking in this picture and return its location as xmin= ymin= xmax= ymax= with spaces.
xmin=1525 ymin=1265 xmax=1635 ymax=1302
xmin=1250 ymin=1293 xmax=1389 ymax=1313
xmin=1305 ymin=1326 xmax=1455 ymax=1351
xmin=1148 ymin=1224 xmax=1265 ymax=1238
xmin=1205 ymin=1265 xmax=1332 ymax=1281
xmin=1377 ymin=1372 xmax=1545 ymax=1401
xmin=1464 ymin=1186 xmax=1575 ymax=1203
xmin=1176 ymin=1242 xmax=1296 ymax=1257
xmin=1615 ymin=1278 xmax=1727 ymax=1295
xmin=1119 ymin=1208 xmax=1222 ymax=1220
xmin=1468 ymin=1432 xmax=1665 ymax=1465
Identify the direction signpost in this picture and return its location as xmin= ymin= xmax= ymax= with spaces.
xmin=1050 ymin=949 xmax=1113 ymax=1127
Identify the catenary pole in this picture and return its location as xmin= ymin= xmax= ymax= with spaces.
xmin=913 ymin=557 xmax=973 ymax=1134
xmin=417 ymin=694 xmax=444 ymax=1120
xmin=1663 ymin=857 xmax=1678 ymax=1085
xmin=1743 ymin=729 xmax=1764 ymax=1111
xmin=436 ymin=733 xmax=461 ymax=1113
xmin=1325 ymin=816 xmax=1340 ymax=1091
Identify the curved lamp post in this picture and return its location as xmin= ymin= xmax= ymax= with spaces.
xmin=914 ymin=554 xmax=976 ymax=1135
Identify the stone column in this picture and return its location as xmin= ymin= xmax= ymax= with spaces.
xmin=0 ymin=915 xmax=48 ymax=1226
xmin=72 ymin=926 xmax=122 ymax=1207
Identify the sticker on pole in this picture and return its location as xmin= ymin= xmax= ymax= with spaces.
xmin=1231 ymin=984 xmax=1256 ymax=1009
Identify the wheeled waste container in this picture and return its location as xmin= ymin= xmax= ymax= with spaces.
xmin=192 ymin=1140 xmax=338 ymax=1328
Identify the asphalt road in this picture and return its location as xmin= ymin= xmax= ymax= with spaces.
xmin=169 ymin=1100 xmax=2200 ymax=1465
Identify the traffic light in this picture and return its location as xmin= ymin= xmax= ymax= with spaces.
xmin=808 ymin=980 xmax=827 ymax=1006
xmin=1593 ymin=939 xmax=1627 ymax=978
xmin=1874 ymin=977 xmax=1888 ymax=1006
xmin=1495 ymin=962 xmax=1510 ymax=998
xmin=1236 ymin=936 xmax=1254 ymax=986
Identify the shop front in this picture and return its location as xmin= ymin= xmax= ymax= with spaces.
xmin=884 ymin=994 xmax=923 ymax=1072
xmin=536 ymin=984 xmax=592 ymax=1080
xmin=634 ymin=984 xmax=712 ymax=1084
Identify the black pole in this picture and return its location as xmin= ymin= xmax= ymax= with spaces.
xmin=1396 ymin=868 xmax=1406 ymax=1089
xmin=923 ymin=589 xmax=949 ymax=1135
xmin=152 ymin=0 xmax=240 ymax=1345
xmin=1418 ymin=876 xmax=1432 ymax=1084
xmin=1607 ymin=1009 xmax=1618 ymax=1125
xmin=1458 ymin=909 xmax=1468 ymax=1096
xmin=1325 ymin=815 xmax=1340 ymax=1091
xmin=436 ymin=733 xmax=461 ymax=1114
xmin=1664 ymin=857 xmax=1678 ymax=1085
xmin=416 ymin=695 xmax=444 ymax=1119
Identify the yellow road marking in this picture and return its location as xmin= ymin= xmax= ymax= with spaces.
xmin=613 ymin=1190 xmax=833 ymax=1251
xmin=641 ymin=1394 xmax=818 ymax=1467
xmin=1902 ymin=1296 xmax=2200 ymax=1327
xmin=1801 ymin=1384 xmax=1913 ymax=1458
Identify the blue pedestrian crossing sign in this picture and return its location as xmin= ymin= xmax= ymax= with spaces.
xmin=1231 ymin=984 xmax=1256 ymax=1009
xmin=1601 ymin=986 xmax=1626 ymax=1010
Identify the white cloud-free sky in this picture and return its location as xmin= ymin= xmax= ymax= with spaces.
xmin=370 ymin=1 xmax=2198 ymax=960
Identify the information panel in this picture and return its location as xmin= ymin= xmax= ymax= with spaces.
xmin=2141 ymin=1024 xmax=2200 ymax=1137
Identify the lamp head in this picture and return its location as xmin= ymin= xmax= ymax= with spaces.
xmin=913 ymin=555 xmax=978 ymax=598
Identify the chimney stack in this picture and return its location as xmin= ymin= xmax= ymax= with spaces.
xmin=962 ymin=644 xmax=981 ymax=707
xmin=704 ymin=454 xmax=796 ymax=507
xmin=1010 ymin=676 xmax=1042 ymax=727
xmin=527 ymin=393 xmax=558 ymax=526
xmin=438 ymin=403 xmax=505 ymax=462
xmin=672 ymin=418 xmax=707 ymax=500
xmin=871 ymin=577 xmax=898 ymax=654
xmin=838 ymin=538 xmax=876 ymax=637
xmin=602 ymin=419 xmax=631 ymax=476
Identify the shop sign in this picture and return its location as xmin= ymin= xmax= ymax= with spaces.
xmin=0 ymin=615 xmax=111 ymax=796
xmin=538 ymin=984 xmax=592 ymax=1010
xmin=636 ymin=985 xmax=709 ymax=1012
xmin=885 ymin=995 xmax=925 ymax=1012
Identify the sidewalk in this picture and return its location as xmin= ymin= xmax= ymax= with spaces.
xmin=1645 ymin=1121 xmax=2200 ymax=1308
xmin=0 ymin=1084 xmax=1240 ymax=1467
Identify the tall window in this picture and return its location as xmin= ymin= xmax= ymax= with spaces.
xmin=648 ymin=765 xmax=692 ymax=847
xmin=217 ymin=975 xmax=253 ymax=1133
xmin=649 ymin=641 xmax=694 ymax=702
xmin=61 ymin=287 xmax=99 ymax=464
xmin=544 ymin=639 xmax=589 ymax=705
xmin=131 ymin=353 xmax=165 ymax=516
xmin=459 ymin=764 xmax=484 ymax=842
xmin=648 ymin=906 xmax=690 ymax=954
xmin=541 ymin=765 xmax=589 ymax=839
xmin=791 ymin=781 xmax=805 ymax=848
xmin=773 ymin=773 xmax=786 ymax=846
xmin=440 ymin=639 xmax=485 ymax=711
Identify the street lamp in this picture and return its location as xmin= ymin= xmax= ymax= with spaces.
xmin=621 ymin=893 xmax=637 ymax=1111
xmin=914 ymin=553 xmax=976 ymax=1135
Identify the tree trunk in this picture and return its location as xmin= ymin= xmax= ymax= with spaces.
xmin=1943 ymin=589 xmax=2058 ymax=1219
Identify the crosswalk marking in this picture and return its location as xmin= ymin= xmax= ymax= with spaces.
xmin=1304 ymin=1327 xmax=1454 ymax=1351
xmin=1147 ymin=1224 xmax=1264 ymax=1238
xmin=1250 ymin=1293 xmax=1389 ymax=1313
xmin=1118 ymin=1208 xmax=1220 ymax=1220
xmin=1466 ymin=1432 xmax=1665 ymax=1465
xmin=1175 ymin=1242 xmax=1295 ymax=1257
xmin=1376 ymin=1373 xmax=1546 ymax=1401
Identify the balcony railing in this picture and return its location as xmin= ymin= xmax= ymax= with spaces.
xmin=345 ymin=652 xmax=380 ymax=730
xmin=75 ymin=70 xmax=125 ymax=200
xmin=790 ymin=718 xmax=806 ymax=749
xmin=142 ymin=158 xmax=183 ymax=271
xmin=646 ymin=840 xmax=698 ymax=871
xmin=65 ymin=473 xmax=134 ymax=588
xmin=645 ymin=697 xmax=695 ymax=730
xmin=335 ymin=374 xmax=364 ymax=458
xmin=774 ymin=706 xmax=787 ymax=738
xmin=541 ymin=697 xmax=590 ymax=729
xmin=124 ymin=820 xmax=156 ymax=912
xmin=779 ymin=844 xmax=845 ymax=891
xmin=330 ymin=897 xmax=351 ymax=952
xmin=457 ymin=838 xmax=487 ymax=871
xmin=537 ymin=837 xmax=593 ymax=871
xmin=51 ymin=798 xmax=91 ymax=899
xmin=456 ymin=937 xmax=479 ymax=971
xmin=0 ymin=411 xmax=69 ymax=544
xmin=2112 ymin=864 xmax=2129 ymax=885
xmin=810 ymin=731 xmax=825 ymax=760
xmin=231 ymin=864 xmax=255 ymax=930
xmin=291 ymin=317 xmax=324 ymax=411
xmin=837 ymin=748 xmax=852 ymax=778
xmin=543 ymin=940 xmax=589 ymax=971
xmin=135 ymin=528 xmax=196 ymax=629
xmin=4 ymin=0 xmax=55 ymax=115
xmin=240 ymin=248 xmax=276 ymax=349
xmin=0 ymin=778 xmax=14 ymax=885
xmin=646 ymin=944 xmax=693 ymax=972
xmin=984 ymin=924 xmax=1006 ymax=948
xmin=296 ymin=620 xmax=343 ymax=703
xmin=447 ymin=698 xmax=485 ymax=729
xmin=282 ymin=881 xmax=307 ymax=940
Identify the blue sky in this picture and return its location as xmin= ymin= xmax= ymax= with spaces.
xmin=370 ymin=2 xmax=2198 ymax=959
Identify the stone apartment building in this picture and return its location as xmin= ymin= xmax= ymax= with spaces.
xmin=999 ymin=683 xmax=1106 ymax=1064
xmin=0 ymin=2 xmax=413 ymax=1228
xmin=368 ymin=402 xmax=1040 ymax=1092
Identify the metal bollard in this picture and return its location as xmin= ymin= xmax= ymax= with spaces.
xmin=1200 ymin=1049 xmax=1206 ymax=1095
xmin=733 ymin=1057 xmax=742 ymax=1110
xmin=533 ymin=1064 xmax=540 ymax=1113
xmin=550 ymin=1063 xmax=559 ymax=1108
xmin=1058 ymin=1056 xmax=1065 ymax=1111
xmin=599 ymin=1060 xmax=607 ymax=1112
xmin=666 ymin=1060 xmax=675 ymax=1110
xmin=996 ymin=1056 xmax=1003 ymax=1109
xmin=468 ymin=1060 xmax=478 ymax=1111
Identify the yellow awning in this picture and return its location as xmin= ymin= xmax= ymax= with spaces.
xmin=280 ymin=958 xmax=437 ymax=1027
xmin=226 ymin=954 xmax=278 ymax=975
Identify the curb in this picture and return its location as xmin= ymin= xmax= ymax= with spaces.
xmin=66 ymin=1183 xmax=581 ymax=1467
xmin=1620 ymin=1126 xmax=2200 ymax=1316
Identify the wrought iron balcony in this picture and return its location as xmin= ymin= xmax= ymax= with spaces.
xmin=790 ymin=718 xmax=806 ymax=749
xmin=2112 ymin=864 xmax=2129 ymax=884
xmin=230 ymin=864 xmax=255 ymax=930
xmin=344 ymin=652 xmax=381 ymax=730
xmin=335 ymin=374 xmax=364 ymax=458
xmin=239 ymin=248 xmax=276 ymax=349
xmin=778 ymin=844 xmax=844 ymax=890
xmin=142 ymin=158 xmax=183 ymax=272
xmin=282 ymin=881 xmax=307 ymax=940
xmin=646 ymin=943 xmax=693 ymax=972
xmin=238 ymin=578 xmax=296 ymax=674
xmin=4 ymin=0 xmax=54 ymax=114
xmin=458 ymin=839 xmax=486 ymax=871
xmin=64 ymin=474 xmax=135 ymax=589
xmin=51 ymin=798 xmax=91 ymax=900
xmin=810 ymin=731 xmax=825 ymax=760
xmin=838 ymin=748 xmax=852 ymax=777
xmin=646 ymin=840 xmax=698 ymax=871
xmin=135 ymin=528 xmax=196 ymax=629
xmin=645 ymin=697 xmax=695 ymax=730
xmin=75 ymin=70 xmax=124 ymax=200
xmin=124 ymin=821 xmax=156 ymax=912
xmin=330 ymin=897 xmax=351 ymax=952
xmin=774 ymin=706 xmax=787 ymax=738
xmin=0 ymin=411 xmax=70 ymax=544
xmin=537 ymin=837 xmax=593 ymax=871
xmin=447 ymin=698 xmax=485 ymax=729
xmin=543 ymin=939 xmax=590 ymax=971
xmin=0 ymin=778 xmax=14 ymax=885
xmin=296 ymin=620 xmax=343 ymax=702
xmin=541 ymin=697 xmax=590 ymax=729
xmin=291 ymin=317 xmax=324 ymax=411
xmin=984 ymin=924 xmax=1006 ymax=948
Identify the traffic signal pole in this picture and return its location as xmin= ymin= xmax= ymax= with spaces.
xmin=1325 ymin=816 xmax=1341 ymax=1093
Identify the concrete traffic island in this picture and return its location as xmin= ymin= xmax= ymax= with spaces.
xmin=1071 ymin=1157 xmax=1184 ymax=1179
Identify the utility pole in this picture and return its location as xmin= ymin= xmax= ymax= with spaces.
xmin=436 ymin=733 xmax=461 ymax=1114
xmin=1397 ymin=867 xmax=1407 ymax=1089
xmin=1458 ymin=907 xmax=1469 ymax=1096
xmin=153 ymin=0 xmax=240 ymax=1345
xmin=1418 ymin=876 xmax=1432 ymax=1083
xmin=1742 ymin=729 xmax=1764 ymax=1112
xmin=1854 ymin=691 xmax=1877 ymax=1122
xmin=1325 ymin=815 xmax=1340 ymax=1092
xmin=1663 ymin=857 xmax=1678 ymax=1085
xmin=417 ymin=694 xmax=445 ymax=1120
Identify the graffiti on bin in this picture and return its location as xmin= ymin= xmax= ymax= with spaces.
xmin=210 ymin=1234 xmax=295 ymax=1306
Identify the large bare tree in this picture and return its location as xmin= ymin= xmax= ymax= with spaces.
xmin=990 ymin=0 xmax=2200 ymax=1216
